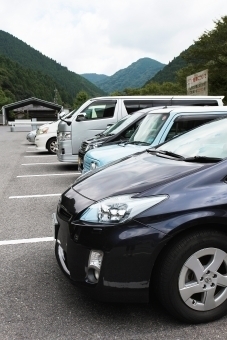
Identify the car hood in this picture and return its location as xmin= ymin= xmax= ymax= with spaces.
xmin=86 ymin=135 xmax=111 ymax=144
xmin=73 ymin=151 xmax=206 ymax=201
xmin=85 ymin=143 xmax=149 ymax=164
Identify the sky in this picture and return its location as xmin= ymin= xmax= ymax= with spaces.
xmin=1 ymin=0 xmax=227 ymax=76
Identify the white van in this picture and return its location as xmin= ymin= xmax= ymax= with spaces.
xmin=35 ymin=110 xmax=76 ymax=154
xmin=56 ymin=95 xmax=224 ymax=162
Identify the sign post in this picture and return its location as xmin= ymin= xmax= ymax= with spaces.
xmin=187 ymin=69 xmax=208 ymax=95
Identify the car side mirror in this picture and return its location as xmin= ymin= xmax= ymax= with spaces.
xmin=76 ymin=114 xmax=86 ymax=122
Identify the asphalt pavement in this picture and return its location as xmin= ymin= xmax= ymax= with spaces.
xmin=0 ymin=125 xmax=227 ymax=340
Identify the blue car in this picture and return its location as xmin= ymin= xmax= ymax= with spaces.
xmin=82 ymin=106 xmax=227 ymax=173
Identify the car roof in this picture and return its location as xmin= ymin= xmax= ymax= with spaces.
xmin=145 ymin=106 xmax=227 ymax=115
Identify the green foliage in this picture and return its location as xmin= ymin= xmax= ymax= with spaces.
xmin=110 ymin=82 xmax=185 ymax=96
xmin=0 ymin=54 xmax=68 ymax=105
xmin=180 ymin=16 xmax=227 ymax=101
xmin=146 ymin=16 xmax=227 ymax=102
xmin=147 ymin=54 xmax=187 ymax=84
xmin=0 ymin=30 xmax=106 ymax=107
xmin=73 ymin=91 xmax=90 ymax=109
xmin=93 ymin=58 xmax=166 ymax=94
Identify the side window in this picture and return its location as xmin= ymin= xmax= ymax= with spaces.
xmin=124 ymin=100 xmax=155 ymax=114
xmin=164 ymin=117 xmax=217 ymax=142
xmin=81 ymin=101 xmax=116 ymax=120
xmin=124 ymin=101 xmax=141 ymax=114
xmin=123 ymin=100 xmax=172 ymax=114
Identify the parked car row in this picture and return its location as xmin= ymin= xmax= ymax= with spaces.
xmin=27 ymin=95 xmax=227 ymax=323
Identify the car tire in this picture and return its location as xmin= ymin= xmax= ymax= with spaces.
xmin=155 ymin=229 xmax=227 ymax=323
xmin=46 ymin=138 xmax=57 ymax=154
xmin=55 ymin=242 xmax=71 ymax=280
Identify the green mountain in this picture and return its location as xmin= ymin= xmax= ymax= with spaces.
xmin=82 ymin=58 xmax=165 ymax=94
xmin=147 ymin=52 xmax=187 ymax=84
xmin=0 ymin=30 xmax=106 ymax=106
xmin=81 ymin=73 xmax=108 ymax=84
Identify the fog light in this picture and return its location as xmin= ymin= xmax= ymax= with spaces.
xmin=87 ymin=250 xmax=103 ymax=283
xmin=94 ymin=270 xmax=100 ymax=280
xmin=90 ymin=162 xmax=97 ymax=170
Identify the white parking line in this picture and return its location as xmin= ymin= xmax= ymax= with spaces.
xmin=17 ymin=173 xmax=79 ymax=177
xmin=22 ymin=162 xmax=61 ymax=165
xmin=24 ymin=155 xmax=56 ymax=157
xmin=9 ymin=194 xmax=61 ymax=199
xmin=26 ymin=150 xmax=37 ymax=152
xmin=0 ymin=237 xmax=54 ymax=245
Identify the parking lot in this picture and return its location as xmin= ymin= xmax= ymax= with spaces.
xmin=1 ymin=125 xmax=227 ymax=340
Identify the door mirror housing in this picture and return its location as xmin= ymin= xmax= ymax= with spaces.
xmin=76 ymin=114 xmax=86 ymax=122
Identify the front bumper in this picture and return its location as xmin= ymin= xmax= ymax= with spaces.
xmin=57 ymin=139 xmax=77 ymax=163
xmin=35 ymin=134 xmax=48 ymax=151
xmin=53 ymin=205 xmax=166 ymax=303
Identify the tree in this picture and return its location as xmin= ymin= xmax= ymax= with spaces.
xmin=180 ymin=16 xmax=227 ymax=101
xmin=73 ymin=91 xmax=90 ymax=109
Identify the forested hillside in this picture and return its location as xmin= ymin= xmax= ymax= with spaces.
xmin=0 ymin=30 xmax=105 ymax=107
xmin=82 ymin=58 xmax=165 ymax=94
xmin=146 ymin=53 xmax=187 ymax=84
xmin=81 ymin=73 xmax=108 ymax=84
xmin=0 ymin=55 xmax=71 ymax=105
xmin=144 ymin=16 xmax=227 ymax=101
xmin=113 ymin=16 xmax=227 ymax=103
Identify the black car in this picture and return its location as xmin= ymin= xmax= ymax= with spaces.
xmin=53 ymin=117 xmax=227 ymax=324
xmin=78 ymin=108 xmax=151 ymax=171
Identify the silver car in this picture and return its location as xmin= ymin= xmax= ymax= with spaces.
xmin=26 ymin=129 xmax=37 ymax=143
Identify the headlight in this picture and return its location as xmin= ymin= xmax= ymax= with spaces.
xmin=80 ymin=194 xmax=168 ymax=224
xmin=37 ymin=127 xmax=49 ymax=134
xmin=90 ymin=142 xmax=103 ymax=149
xmin=59 ymin=132 xmax=71 ymax=141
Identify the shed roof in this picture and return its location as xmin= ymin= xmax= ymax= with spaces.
xmin=2 ymin=97 xmax=62 ymax=111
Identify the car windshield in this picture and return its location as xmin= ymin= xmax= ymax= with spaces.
xmin=63 ymin=108 xmax=78 ymax=119
xmin=156 ymin=118 xmax=227 ymax=159
xmin=129 ymin=112 xmax=169 ymax=144
xmin=102 ymin=116 xmax=130 ymax=136
xmin=103 ymin=110 xmax=146 ymax=136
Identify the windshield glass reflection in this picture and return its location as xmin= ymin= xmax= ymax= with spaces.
xmin=157 ymin=118 xmax=227 ymax=159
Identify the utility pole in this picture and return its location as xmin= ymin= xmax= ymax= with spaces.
xmin=54 ymin=88 xmax=58 ymax=103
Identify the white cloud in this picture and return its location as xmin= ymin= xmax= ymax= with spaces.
xmin=0 ymin=0 xmax=227 ymax=75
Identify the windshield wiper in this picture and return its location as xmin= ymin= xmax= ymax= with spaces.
xmin=125 ymin=141 xmax=150 ymax=145
xmin=155 ymin=150 xmax=185 ymax=160
xmin=184 ymin=156 xmax=222 ymax=163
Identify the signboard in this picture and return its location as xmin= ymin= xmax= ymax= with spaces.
xmin=187 ymin=69 xmax=208 ymax=95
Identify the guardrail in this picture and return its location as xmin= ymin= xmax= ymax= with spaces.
xmin=8 ymin=120 xmax=52 ymax=131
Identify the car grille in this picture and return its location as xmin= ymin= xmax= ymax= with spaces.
xmin=81 ymin=141 xmax=89 ymax=153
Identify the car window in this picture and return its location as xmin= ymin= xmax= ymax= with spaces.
xmin=165 ymin=115 xmax=227 ymax=142
xmin=121 ymin=119 xmax=144 ymax=139
xmin=103 ymin=116 xmax=129 ymax=135
xmin=157 ymin=118 xmax=227 ymax=159
xmin=123 ymin=100 xmax=171 ymax=114
xmin=171 ymin=99 xmax=219 ymax=106
xmin=129 ymin=112 xmax=169 ymax=144
xmin=81 ymin=101 xmax=116 ymax=120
